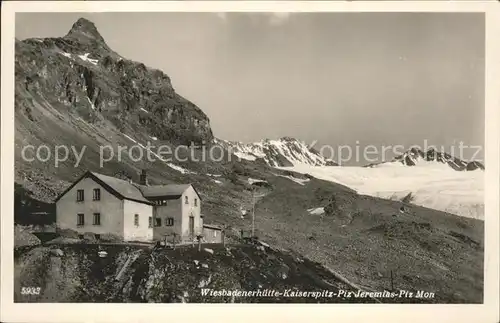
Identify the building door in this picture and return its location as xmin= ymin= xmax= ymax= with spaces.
xmin=189 ymin=216 xmax=194 ymax=238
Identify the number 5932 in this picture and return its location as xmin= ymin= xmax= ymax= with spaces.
xmin=21 ymin=287 xmax=41 ymax=295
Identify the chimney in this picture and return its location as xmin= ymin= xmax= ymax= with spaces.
xmin=139 ymin=170 xmax=148 ymax=186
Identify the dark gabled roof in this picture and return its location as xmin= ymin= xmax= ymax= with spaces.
xmin=91 ymin=172 xmax=152 ymax=204
xmin=55 ymin=171 xmax=201 ymax=204
xmin=136 ymin=183 xmax=203 ymax=201
xmin=54 ymin=171 xmax=152 ymax=205
xmin=203 ymin=223 xmax=223 ymax=230
xmin=136 ymin=184 xmax=191 ymax=199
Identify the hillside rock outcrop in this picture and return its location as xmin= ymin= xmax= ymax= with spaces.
xmin=15 ymin=18 xmax=213 ymax=146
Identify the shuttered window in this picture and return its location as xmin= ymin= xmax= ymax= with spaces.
xmin=93 ymin=213 xmax=101 ymax=225
xmin=77 ymin=213 xmax=84 ymax=226
xmin=93 ymin=188 xmax=101 ymax=201
xmin=76 ymin=190 xmax=84 ymax=202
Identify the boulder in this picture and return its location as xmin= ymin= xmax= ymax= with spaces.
xmin=50 ymin=248 xmax=64 ymax=257
xmin=83 ymin=232 xmax=97 ymax=241
xmin=99 ymin=233 xmax=122 ymax=242
xmin=14 ymin=226 xmax=41 ymax=248
xmin=57 ymin=228 xmax=80 ymax=239
xmin=277 ymin=264 xmax=290 ymax=280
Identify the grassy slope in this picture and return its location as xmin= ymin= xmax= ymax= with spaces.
xmin=253 ymin=174 xmax=483 ymax=303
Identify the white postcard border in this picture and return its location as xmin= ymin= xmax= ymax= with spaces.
xmin=1 ymin=2 xmax=499 ymax=323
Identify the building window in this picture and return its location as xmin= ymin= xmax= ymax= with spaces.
xmin=214 ymin=231 xmax=217 ymax=237
xmin=134 ymin=214 xmax=139 ymax=227
xmin=93 ymin=188 xmax=101 ymax=201
xmin=77 ymin=213 xmax=84 ymax=226
xmin=93 ymin=213 xmax=101 ymax=225
xmin=76 ymin=189 xmax=84 ymax=202
xmin=155 ymin=218 xmax=162 ymax=227
xmin=148 ymin=216 xmax=152 ymax=228
xmin=156 ymin=200 xmax=167 ymax=206
xmin=166 ymin=217 xmax=174 ymax=226
xmin=185 ymin=196 xmax=188 ymax=204
xmin=95 ymin=234 xmax=101 ymax=240
xmin=194 ymin=198 xmax=198 ymax=206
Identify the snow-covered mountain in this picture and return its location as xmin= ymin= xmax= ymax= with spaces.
xmin=215 ymin=137 xmax=338 ymax=167
xmin=215 ymin=140 xmax=484 ymax=218
xmin=365 ymin=147 xmax=484 ymax=171
xmin=279 ymin=148 xmax=484 ymax=219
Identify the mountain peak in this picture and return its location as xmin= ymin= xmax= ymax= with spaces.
xmin=391 ymin=146 xmax=484 ymax=171
xmin=279 ymin=136 xmax=299 ymax=143
xmin=215 ymin=137 xmax=338 ymax=167
xmin=65 ymin=18 xmax=105 ymax=43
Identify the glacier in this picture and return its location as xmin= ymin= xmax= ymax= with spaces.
xmin=280 ymin=161 xmax=484 ymax=220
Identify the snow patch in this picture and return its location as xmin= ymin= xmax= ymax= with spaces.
xmin=248 ymin=178 xmax=267 ymax=185
xmin=140 ymin=108 xmax=150 ymax=113
xmin=275 ymin=173 xmax=310 ymax=186
xmin=234 ymin=152 xmax=257 ymax=161
xmin=121 ymin=133 xmax=198 ymax=174
xmin=204 ymin=248 xmax=214 ymax=254
xmin=149 ymin=136 xmax=158 ymax=141
xmin=167 ymin=163 xmax=196 ymax=175
xmin=212 ymin=179 xmax=223 ymax=184
xmin=86 ymin=97 xmax=96 ymax=110
xmin=307 ymin=207 xmax=325 ymax=215
xmin=137 ymin=142 xmax=148 ymax=150
xmin=123 ymin=134 xmax=137 ymax=143
xmin=78 ymin=53 xmax=98 ymax=65
xmin=259 ymin=241 xmax=270 ymax=247
xmin=58 ymin=52 xmax=72 ymax=59
xmin=98 ymin=251 xmax=108 ymax=258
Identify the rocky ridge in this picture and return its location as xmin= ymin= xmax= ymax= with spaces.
xmin=215 ymin=137 xmax=338 ymax=167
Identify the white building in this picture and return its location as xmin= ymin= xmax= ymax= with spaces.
xmin=55 ymin=170 xmax=203 ymax=242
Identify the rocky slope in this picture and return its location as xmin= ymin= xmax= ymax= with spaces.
xmin=215 ymin=137 xmax=338 ymax=167
xmin=16 ymin=18 xmax=213 ymax=147
xmin=15 ymin=243 xmax=374 ymax=303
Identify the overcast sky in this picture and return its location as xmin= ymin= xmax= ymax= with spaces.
xmin=16 ymin=12 xmax=484 ymax=164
